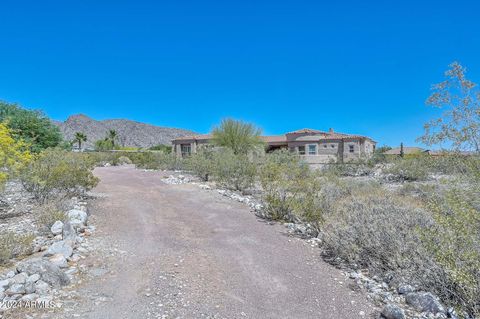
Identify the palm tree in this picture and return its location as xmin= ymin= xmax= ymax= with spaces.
xmin=107 ymin=130 xmax=117 ymax=147
xmin=73 ymin=132 xmax=87 ymax=150
xmin=211 ymin=118 xmax=264 ymax=155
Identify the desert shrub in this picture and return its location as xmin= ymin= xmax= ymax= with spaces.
xmin=131 ymin=152 xmax=184 ymax=170
xmin=421 ymin=185 xmax=480 ymax=316
xmin=148 ymin=144 xmax=172 ymax=152
xmin=35 ymin=201 xmax=66 ymax=232
xmin=21 ymin=148 xmax=99 ymax=202
xmin=117 ymin=156 xmax=132 ymax=165
xmin=94 ymin=139 xmax=115 ymax=151
xmin=323 ymin=159 xmax=374 ymax=177
xmin=0 ymin=232 xmax=34 ymax=264
xmin=383 ymin=157 xmax=431 ymax=181
xmin=322 ymin=191 xmax=437 ymax=283
xmin=184 ymin=148 xmax=215 ymax=181
xmin=211 ymin=149 xmax=257 ymax=192
xmin=259 ymin=150 xmax=324 ymax=223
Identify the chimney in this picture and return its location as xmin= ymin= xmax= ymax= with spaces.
xmin=329 ymin=128 xmax=334 ymax=134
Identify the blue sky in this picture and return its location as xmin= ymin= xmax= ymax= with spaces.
xmin=0 ymin=0 xmax=479 ymax=147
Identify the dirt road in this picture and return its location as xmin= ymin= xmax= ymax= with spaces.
xmin=57 ymin=166 xmax=375 ymax=319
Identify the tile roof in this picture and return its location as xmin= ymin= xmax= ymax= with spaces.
xmin=286 ymin=128 xmax=324 ymax=135
xmin=172 ymin=134 xmax=212 ymax=142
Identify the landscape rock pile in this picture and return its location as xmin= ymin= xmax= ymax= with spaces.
xmin=0 ymin=198 xmax=95 ymax=314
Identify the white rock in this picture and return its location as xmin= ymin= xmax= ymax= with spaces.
xmin=45 ymin=240 xmax=73 ymax=258
xmin=21 ymin=293 xmax=38 ymax=301
xmin=26 ymin=274 xmax=41 ymax=284
xmin=67 ymin=209 xmax=88 ymax=227
xmin=50 ymin=221 xmax=64 ymax=235
xmin=0 ymin=279 xmax=10 ymax=289
xmin=6 ymin=271 xmax=15 ymax=278
xmin=11 ymin=272 xmax=28 ymax=285
xmin=6 ymin=283 xmax=25 ymax=295
xmin=49 ymin=254 xmax=68 ymax=268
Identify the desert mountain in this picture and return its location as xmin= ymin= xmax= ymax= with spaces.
xmin=55 ymin=114 xmax=196 ymax=149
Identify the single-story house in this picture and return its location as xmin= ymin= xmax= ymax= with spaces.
xmin=172 ymin=128 xmax=376 ymax=164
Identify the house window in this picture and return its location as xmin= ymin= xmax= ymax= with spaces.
xmin=289 ymin=147 xmax=296 ymax=153
xmin=308 ymin=144 xmax=317 ymax=155
xmin=331 ymin=144 xmax=335 ymax=148
xmin=349 ymin=145 xmax=355 ymax=153
xmin=181 ymin=144 xmax=191 ymax=157
xmin=298 ymin=146 xmax=306 ymax=155
xmin=323 ymin=144 xmax=327 ymax=148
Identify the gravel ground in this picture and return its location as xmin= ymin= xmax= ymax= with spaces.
xmin=51 ymin=165 xmax=376 ymax=319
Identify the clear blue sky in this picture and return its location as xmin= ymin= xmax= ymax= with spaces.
xmin=1 ymin=0 xmax=479 ymax=147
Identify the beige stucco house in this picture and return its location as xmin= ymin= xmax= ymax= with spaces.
xmin=172 ymin=128 xmax=376 ymax=164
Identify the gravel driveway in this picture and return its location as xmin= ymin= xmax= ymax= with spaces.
xmin=56 ymin=166 xmax=375 ymax=319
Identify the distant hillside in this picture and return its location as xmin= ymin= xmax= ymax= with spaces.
xmin=55 ymin=114 xmax=196 ymax=149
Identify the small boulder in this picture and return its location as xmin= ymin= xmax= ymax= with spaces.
xmin=49 ymin=254 xmax=68 ymax=268
xmin=24 ymin=281 xmax=36 ymax=294
xmin=381 ymin=303 xmax=405 ymax=319
xmin=17 ymin=258 xmax=70 ymax=287
xmin=45 ymin=240 xmax=73 ymax=258
xmin=0 ymin=279 xmax=10 ymax=289
xmin=26 ymin=274 xmax=40 ymax=284
xmin=62 ymin=220 xmax=76 ymax=243
xmin=67 ymin=209 xmax=88 ymax=227
xmin=11 ymin=272 xmax=28 ymax=285
xmin=6 ymin=283 xmax=25 ymax=295
xmin=397 ymin=284 xmax=414 ymax=295
xmin=50 ymin=221 xmax=64 ymax=235
xmin=405 ymin=292 xmax=445 ymax=314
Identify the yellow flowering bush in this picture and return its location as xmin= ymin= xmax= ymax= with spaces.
xmin=0 ymin=122 xmax=32 ymax=190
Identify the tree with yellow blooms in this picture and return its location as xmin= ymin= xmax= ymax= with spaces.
xmin=0 ymin=123 xmax=32 ymax=190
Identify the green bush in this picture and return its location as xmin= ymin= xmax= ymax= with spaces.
xmin=211 ymin=149 xmax=257 ymax=192
xmin=21 ymin=149 xmax=99 ymax=202
xmin=422 ymin=185 xmax=480 ymax=316
xmin=0 ymin=232 xmax=34 ymax=264
xmin=148 ymin=144 xmax=172 ymax=152
xmin=184 ymin=148 xmax=215 ymax=181
xmin=131 ymin=151 xmax=184 ymax=170
xmin=383 ymin=157 xmax=431 ymax=181
xmin=0 ymin=101 xmax=62 ymax=152
xmin=259 ymin=150 xmax=324 ymax=223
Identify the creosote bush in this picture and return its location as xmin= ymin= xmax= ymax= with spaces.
xmin=0 ymin=232 xmax=34 ymax=265
xmin=21 ymin=148 xmax=99 ymax=202
xmin=35 ymin=201 xmax=67 ymax=232
xmin=211 ymin=149 xmax=257 ymax=192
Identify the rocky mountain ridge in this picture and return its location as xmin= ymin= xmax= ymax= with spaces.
xmin=54 ymin=114 xmax=196 ymax=149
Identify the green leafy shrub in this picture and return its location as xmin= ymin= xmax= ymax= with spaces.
xmin=259 ymin=150 xmax=324 ymax=223
xmin=129 ymin=151 xmax=184 ymax=171
xmin=184 ymin=148 xmax=215 ymax=181
xmin=21 ymin=149 xmax=99 ymax=202
xmin=117 ymin=156 xmax=132 ymax=165
xmin=148 ymin=144 xmax=172 ymax=152
xmin=383 ymin=157 xmax=431 ymax=181
xmin=0 ymin=232 xmax=34 ymax=264
xmin=211 ymin=149 xmax=257 ymax=192
xmin=0 ymin=101 xmax=62 ymax=153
